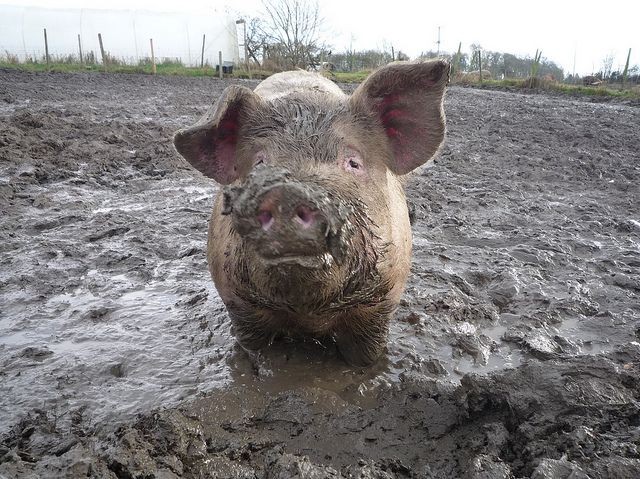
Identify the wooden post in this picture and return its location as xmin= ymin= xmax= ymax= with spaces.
xmin=218 ymin=51 xmax=223 ymax=79
xmin=43 ymin=28 xmax=50 ymax=67
xmin=200 ymin=34 xmax=205 ymax=68
xmin=77 ymin=34 xmax=83 ymax=64
xmin=478 ymin=51 xmax=483 ymax=84
xmin=622 ymin=48 xmax=631 ymax=88
xmin=98 ymin=33 xmax=107 ymax=71
xmin=391 ymin=45 xmax=395 ymax=62
xmin=150 ymin=38 xmax=156 ymax=74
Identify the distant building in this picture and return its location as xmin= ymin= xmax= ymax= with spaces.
xmin=0 ymin=4 xmax=240 ymax=66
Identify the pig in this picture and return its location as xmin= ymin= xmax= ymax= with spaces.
xmin=173 ymin=60 xmax=449 ymax=366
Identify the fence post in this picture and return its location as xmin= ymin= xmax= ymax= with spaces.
xmin=622 ymin=48 xmax=631 ymax=88
xmin=98 ymin=33 xmax=107 ymax=71
xmin=77 ymin=34 xmax=83 ymax=64
xmin=478 ymin=51 xmax=483 ymax=84
xmin=201 ymin=34 xmax=205 ymax=68
xmin=219 ymin=51 xmax=223 ymax=79
xmin=43 ymin=28 xmax=50 ymax=68
xmin=150 ymin=38 xmax=156 ymax=74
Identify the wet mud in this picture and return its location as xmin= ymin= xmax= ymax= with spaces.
xmin=1 ymin=69 xmax=639 ymax=478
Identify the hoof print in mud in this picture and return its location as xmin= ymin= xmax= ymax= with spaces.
xmin=174 ymin=60 xmax=450 ymax=365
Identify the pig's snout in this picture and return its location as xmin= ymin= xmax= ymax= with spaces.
xmin=235 ymin=182 xmax=335 ymax=264
xmin=224 ymin=171 xmax=351 ymax=267
xmin=256 ymin=187 xmax=323 ymax=233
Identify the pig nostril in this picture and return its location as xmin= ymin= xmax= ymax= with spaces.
xmin=294 ymin=206 xmax=315 ymax=229
xmin=257 ymin=210 xmax=274 ymax=230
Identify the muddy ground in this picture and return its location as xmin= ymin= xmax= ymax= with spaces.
xmin=0 ymin=68 xmax=639 ymax=478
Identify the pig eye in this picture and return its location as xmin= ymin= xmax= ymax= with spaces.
xmin=254 ymin=151 xmax=268 ymax=166
xmin=342 ymin=148 xmax=366 ymax=176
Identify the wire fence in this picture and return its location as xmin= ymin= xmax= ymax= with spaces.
xmin=0 ymin=5 xmax=240 ymax=67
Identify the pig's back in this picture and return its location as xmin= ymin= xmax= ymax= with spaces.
xmin=254 ymin=70 xmax=345 ymax=100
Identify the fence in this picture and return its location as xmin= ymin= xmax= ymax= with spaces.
xmin=0 ymin=5 xmax=240 ymax=67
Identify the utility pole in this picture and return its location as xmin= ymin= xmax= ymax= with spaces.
xmin=235 ymin=19 xmax=251 ymax=79
xmin=436 ymin=26 xmax=441 ymax=57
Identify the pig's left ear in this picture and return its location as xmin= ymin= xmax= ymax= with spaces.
xmin=173 ymin=85 xmax=263 ymax=185
xmin=349 ymin=60 xmax=449 ymax=175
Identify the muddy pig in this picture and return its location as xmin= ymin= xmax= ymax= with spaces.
xmin=173 ymin=60 xmax=449 ymax=365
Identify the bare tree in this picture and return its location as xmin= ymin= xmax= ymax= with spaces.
xmin=601 ymin=52 xmax=615 ymax=81
xmin=245 ymin=17 xmax=268 ymax=67
xmin=261 ymin=0 xmax=324 ymax=69
xmin=470 ymin=43 xmax=483 ymax=71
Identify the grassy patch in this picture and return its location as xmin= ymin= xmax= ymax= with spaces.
xmin=454 ymin=77 xmax=640 ymax=100
xmin=332 ymin=71 xmax=371 ymax=83
xmin=0 ymin=59 xmax=227 ymax=77
xmin=1 ymin=59 xmax=638 ymax=100
xmin=0 ymin=59 xmax=372 ymax=84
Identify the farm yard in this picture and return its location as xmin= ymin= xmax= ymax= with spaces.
xmin=1 ymin=68 xmax=639 ymax=477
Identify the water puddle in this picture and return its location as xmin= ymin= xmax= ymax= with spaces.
xmin=0 ymin=273 xmax=233 ymax=430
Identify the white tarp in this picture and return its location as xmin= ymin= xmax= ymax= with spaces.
xmin=0 ymin=4 xmax=240 ymax=66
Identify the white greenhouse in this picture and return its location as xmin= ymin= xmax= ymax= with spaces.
xmin=0 ymin=4 xmax=240 ymax=67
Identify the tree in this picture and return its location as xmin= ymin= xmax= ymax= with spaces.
xmin=601 ymin=52 xmax=615 ymax=80
xmin=469 ymin=43 xmax=483 ymax=71
xmin=260 ymin=0 xmax=325 ymax=70
xmin=330 ymin=49 xmax=392 ymax=72
xmin=245 ymin=17 xmax=269 ymax=67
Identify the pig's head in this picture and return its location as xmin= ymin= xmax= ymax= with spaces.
xmin=174 ymin=60 xmax=448 ymax=330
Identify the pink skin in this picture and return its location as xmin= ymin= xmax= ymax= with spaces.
xmin=257 ymin=204 xmax=317 ymax=231
xmin=257 ymin=210 xmax=274 ymax=230
xmin=294 ymin=205 xmax=316 ymax=229
xmin=341 ymin=146 xmax=366 ymax=177
xmin=255 ymin=185 xmax=319 ymax=231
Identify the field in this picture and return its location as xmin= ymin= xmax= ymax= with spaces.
xmin=1 ymin=69 xmax=639 ymax=477
xmin=2 ymin=59 xmax=640 ymax=100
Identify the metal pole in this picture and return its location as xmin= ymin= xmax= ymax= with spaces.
xmin=150 ymin=38 xmax=156 ymax=74
xmin=236 ymin=19 xmax=251 ymax=79
xmin=201 ymin=34 xmax=205 ymax=68
xmin=43 ymin=28 xmax=50 ymax=67
xmin=243 ymin=21 xmax=251 ymax=79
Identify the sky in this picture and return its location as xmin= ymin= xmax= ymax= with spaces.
xmin=2 ymin=0 xmax=639 ymax=76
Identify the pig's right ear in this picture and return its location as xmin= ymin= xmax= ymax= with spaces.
xmin=173 ymin=86 xmax=262 ymax=185
xmin=349 ymin=60 xmax=449 ymax=175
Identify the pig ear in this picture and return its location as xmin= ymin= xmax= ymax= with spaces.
xmin=349 ymin=60 xmax=450 ymax=175
xmin=173 ymin=85 xmax=262 ymax=185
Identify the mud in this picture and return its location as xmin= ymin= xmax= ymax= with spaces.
xmin=1 ymin=69 xmax=639 ymax=478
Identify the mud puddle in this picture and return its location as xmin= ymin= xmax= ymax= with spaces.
xmin=1 ymin=69 xmax=639 ymax=477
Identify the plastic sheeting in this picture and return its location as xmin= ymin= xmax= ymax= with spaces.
xmin=0 ymin=5 xmax=240 ymax=66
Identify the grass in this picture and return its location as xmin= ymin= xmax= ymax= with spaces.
xmin=461 ymin=77 xmax=640 ymax=100
xmin=332 ymin=71 xmax=371 ymax=83
xmin=0 ymin=56 xmax=373 ymax=83
xmin=0 ymin=58 xmax=222 ymax=76
xmin=1 ymin=57 xmax=638 ymax=100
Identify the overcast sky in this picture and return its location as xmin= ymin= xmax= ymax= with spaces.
xmin=3 ymin=0 xmax=639 ymax=76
